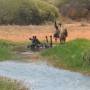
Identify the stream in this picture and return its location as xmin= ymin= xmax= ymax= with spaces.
xmin=0 ymin=61 xmax=90 ymax=90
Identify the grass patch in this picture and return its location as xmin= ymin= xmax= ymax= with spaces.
xmin=41 ymin=39 xmax=90 ymax=74
xmin=0 ymin=77 xmax=28 ymax=90
xmin=0 ymin=40 xmax=17 ymax=61
xmin=0 ymin=40 xmax=29 ymax=61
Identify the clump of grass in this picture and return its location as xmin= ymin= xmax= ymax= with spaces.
xmin=0 ymin=77 xmax=28 ymax=90
xmin=41 ymin=39 xmax=90 ymax=73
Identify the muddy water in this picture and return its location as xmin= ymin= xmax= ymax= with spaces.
xmin=0 ymin=61 xmax=90 ymax=90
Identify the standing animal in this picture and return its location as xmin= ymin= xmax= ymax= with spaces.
xmin=59 ymin=28 xmax=68 ymax=43
xmin=53 ymin=21 xmax=60 ymax=42
xmin=54 ymin=21 xmax=68 ymax=43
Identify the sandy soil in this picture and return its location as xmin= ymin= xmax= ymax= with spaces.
xmin=0 ymin=22 xmax=90 ymax=42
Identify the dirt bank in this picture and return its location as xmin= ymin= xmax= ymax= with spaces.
xmin=0 ymin=22 xmax=90 ymax=42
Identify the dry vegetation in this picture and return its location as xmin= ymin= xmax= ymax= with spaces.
xmin=0 ymin=77 xmax=28 ymax=90
xmin=0 ymin=22 xmax=90 ymax=42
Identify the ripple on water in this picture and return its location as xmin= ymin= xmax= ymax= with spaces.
xmin=0 ymin=61 xmax=90 ymax=90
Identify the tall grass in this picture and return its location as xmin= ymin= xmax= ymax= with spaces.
xmin=41 ymin=39 xmax=90 ymax=73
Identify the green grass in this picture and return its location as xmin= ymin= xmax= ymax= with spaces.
xmin=41 ymin=39 xmax=90 ymax=74
xmin=0 ymin=40 xmax=17 ymax=61
xmin=0 ymin=77 xmax=27 ymax=90
xmin=0 ymin=40 xmax=29 ymax=61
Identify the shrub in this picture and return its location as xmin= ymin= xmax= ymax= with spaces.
xmin=44 ymin=0 xmax=90 ymax=20
xmin=0 ymin=0 xmax=59 ymax=25
xmin=58 ymin=0 xmax=90 ymax=20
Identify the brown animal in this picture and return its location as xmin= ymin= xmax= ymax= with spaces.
xmin=60 ymin=28 xmax=68 ymax=44
xmin=54 ymin=21 xmax=68 ymax=43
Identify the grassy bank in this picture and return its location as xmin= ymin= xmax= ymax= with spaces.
xmin=0 ymin=77 xmax=28 ymax=90
xmin=0 ymin=40 xmax=16 ymax=61
xmin=41 ymin=39 xmax=90 ymax=74
xmin=0 ymin=40 xmax=28 ymax=61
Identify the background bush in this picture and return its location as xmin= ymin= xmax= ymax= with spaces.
xmin=44 ymin=0 xmax=90 ymax=21
xmin=59 ymin=0 xmax=90 ymax=20
xmin=0 ymin=0 xmax=89 ymax=24
xmin=0 ymin=0 xmax=59 ymax=25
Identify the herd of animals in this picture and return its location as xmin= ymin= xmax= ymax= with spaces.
xmin=28 ymin=21 xmax=68 ymax=51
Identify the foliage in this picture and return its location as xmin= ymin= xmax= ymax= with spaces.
xmin=41 ymin=39 xmax=90 ymax=72
xmin=0 ymin=77 xmax=27 ymax=90
xmin=59 ymin=0 xmax=90 ymax=20
xmin=43 ymin=0 xmax=90 ymax=20
xmin=0 ymin=0 xmax=59 ymax=25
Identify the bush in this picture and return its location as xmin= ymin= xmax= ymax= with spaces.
xmin=0 ymin=0 xmax=59 ymax=25
xmin=44 ymin=0 xmax=90 ymax=20
xmin=58 ymin=0 xmax=90 ymax=20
